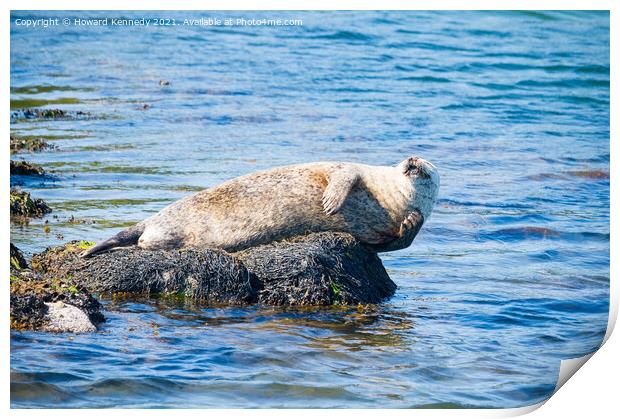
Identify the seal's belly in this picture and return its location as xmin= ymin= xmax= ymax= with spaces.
xmin=179 ymin=166 xmax=401 ymax=250
xmin=339 ymin=189 xmax=401 ymax=244
xmin=218 ymin=189 xmax=397 ymax=249
xmin=193 ymin=170 xmax=335 ymax=249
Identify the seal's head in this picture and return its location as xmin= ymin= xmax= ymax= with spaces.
xmin=397 ymin=156 xmax=440 ymax=219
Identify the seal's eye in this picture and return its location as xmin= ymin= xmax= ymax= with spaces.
xmin=404 ymin=163 xmax=431 ymax=179
xmin=403 ymin=160 xmax=420 ymax=177
xmin=405 ymin=166 xmax=419 ymax=177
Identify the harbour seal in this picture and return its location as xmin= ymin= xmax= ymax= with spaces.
xmin=81 ymin=156 xmax=439 ymax=257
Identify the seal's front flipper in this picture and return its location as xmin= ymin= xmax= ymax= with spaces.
xmin=399 ymin=211 xmax=424 ymax=237
xmin=80 ymin=223 xmax=145 ymax=258
xmin=370 ymin=210 xmax=425 ymax=252
xmin=322 ymin=169 xmax=360 ymax=215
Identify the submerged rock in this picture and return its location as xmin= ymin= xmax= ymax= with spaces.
xmin=34 ymin=232 xmax=396 ymax=307
xmin=565 ymin=169 xmax=610 ymax=180
xmin=10 ymin=187 xmax=51 ymax=218
xmin=11 ymin=108 xmax=91 ymax=121
xmin=10 ymin=244 xmax=105 ymax=333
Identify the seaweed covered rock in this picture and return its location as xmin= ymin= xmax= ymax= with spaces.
xmin=32 ymin=232 xmax=396 ymax=307
xmin=10 ymin=244 xmax=104 ymax=332
xmin=10 ymin=187 xmax=51 ymax=218
xmin=11 ymin=160 xmax=46 ymax=176
xmin=11 ymin=233 xmax=395 ymax=332
xmin=33 ymin=241 xmax=258 ymax=305
xmin=236 ymin=232 xmax=395 ymax=305
xmin=10 ymin=134 xmax=54 ymax=153
xmin=10 ymin=243 xmax=29 ymax=272
xmin=10 ymin=293 xmax=48 ymax=331
xmin=10 ymin=274 xmax=105 ymax=332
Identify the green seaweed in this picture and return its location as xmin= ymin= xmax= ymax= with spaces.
xmin=11 ymin=132 xmax=90 ymax=141
xmin=10 ymin=97 xmax=82 ymax=109
xmin=64 ymin=241 xmax=95 ymax=253
xmin=11 ymin=85 xmax=95 ymax=94
xmin=330 ymin=282 xmax=342 ymax=304
xmin=76 ymin=184 xmax=204 ymax=192
xmin=10 ymin=257 xmax=22 ymax=270
xmin=74 ymin=144 xmax=137 ymax=152
xmin=52 ymin=219 xmax=132 ymax=229
xmin=76 ymin=241 xmax=95 ymax=250
xmin=42 ymin=161 xmax=184 ymax=176
xmin=51 ymin=198 xmax=170 ymax=212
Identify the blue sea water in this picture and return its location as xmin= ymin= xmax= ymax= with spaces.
xmin=10 ymin=11 xmax=609 ymax=408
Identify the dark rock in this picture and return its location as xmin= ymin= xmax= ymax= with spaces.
xmin=32 ymin=233 xmax=396 ymax=307
xmin=10 ymin=187 xmax=52 ymax=218
xmin=11 ymin=160 xmax=46 ymax=176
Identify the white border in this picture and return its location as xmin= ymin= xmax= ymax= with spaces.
xmin=3 ymin=1 xmax=616 ymax=417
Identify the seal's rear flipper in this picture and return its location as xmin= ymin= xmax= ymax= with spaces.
xmin=80 ymin=224 xmax=145 ymax=258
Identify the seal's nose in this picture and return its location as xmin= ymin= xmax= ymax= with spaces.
xmin=415 ymin=157 xmax=435 ymax=170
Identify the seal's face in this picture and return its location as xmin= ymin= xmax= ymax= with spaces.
xmin=398 ymin=156 xmax=440 ymax=219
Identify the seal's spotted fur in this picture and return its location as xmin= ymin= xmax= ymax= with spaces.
xmin=82 ymin=156 xmax=439 ymax=257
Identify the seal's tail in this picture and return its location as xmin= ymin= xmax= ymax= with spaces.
xmin=80 ymin=223 xmax=145 ymax=258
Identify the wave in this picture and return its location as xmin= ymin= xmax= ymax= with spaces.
xmin=480 ymin=226 xmax=609 ymax=242
xmin=311 ymin=31 xmax=374 ymax=42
